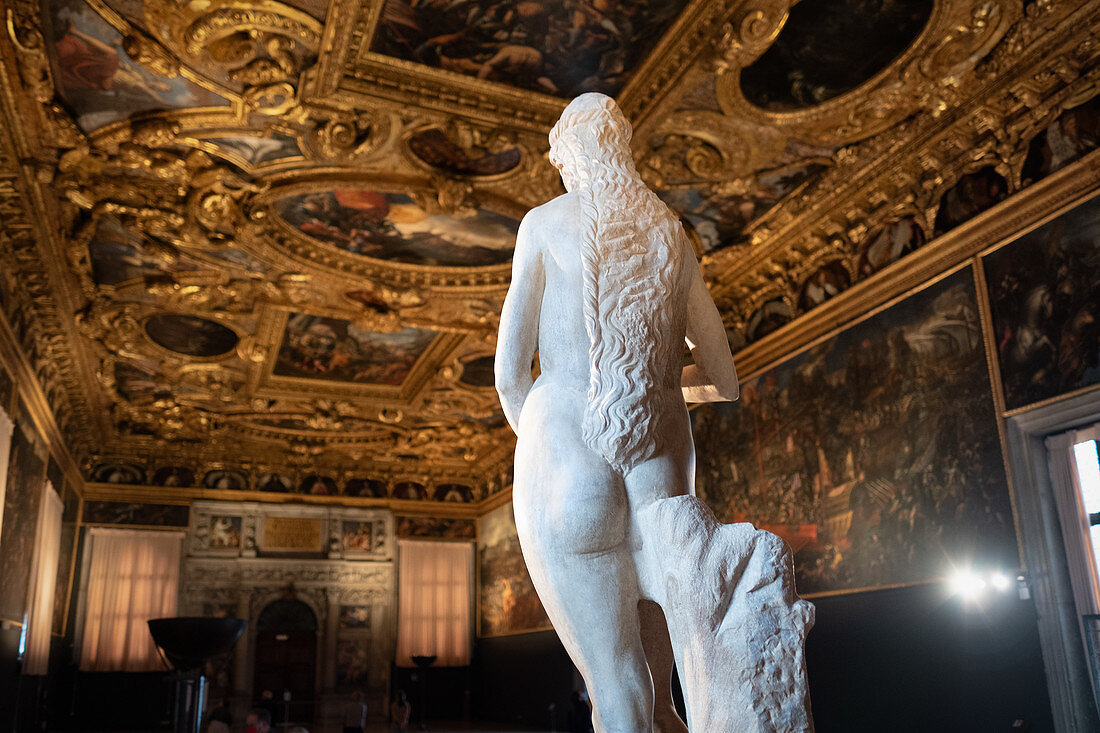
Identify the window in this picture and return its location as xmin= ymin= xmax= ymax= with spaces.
xmin=1074 ymin=438 xmax=1100 ymax=592
xmin=1049 ymin=425 xmax=1100 ymax=617
xmin=23 ymin=481 xmax=62 ymax=674
xmin=77 ymin=528 xmax=183 ymax=671
xmin=396 ymin=540 xmax=473 ymax=666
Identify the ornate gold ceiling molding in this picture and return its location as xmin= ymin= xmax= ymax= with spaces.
xmin=136 ymin=0 xmax=323 ymax=114
xmin=621 ymin=0 xmax=792 ymax=127
xmin=700 ymin=0 xmax=1100 ymax=331
xmin=714 ymin=0 xmax=1020 ymax=145
xmin=0 ymin=60 xmax=102 ymax=468
xmin=734 ymin=147 xmax=1100 ymax=383
xmin=637 ymin=0 xmax=1023 ymax=186
xmin=0 ymin=274 xmax=86 ymax=497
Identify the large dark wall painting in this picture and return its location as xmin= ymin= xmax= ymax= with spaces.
xmin=276 ymin=190 xmax=518 ymax=267
xmin=739 ymin=0 xmax=933 ymax=111
xmin=274 ymin=314 xmax=437 ymax=386
xmin=0 ymin=423 xmax=47 ymax=622
xmin=984 ymin=195 xmax=1100 ymax=411
xmin=692 ymin=268 xmax=1017 ymax=596
xmin=371 ymin=0 xmax=691 ymax=98
xmin=478 ymin=501 xmax=549 ymax=637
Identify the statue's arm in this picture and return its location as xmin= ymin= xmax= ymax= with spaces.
xmin=682 ymin=241 xmax=739 ymax=403
xmin=495 ymin=215 xmax=544 ymax=433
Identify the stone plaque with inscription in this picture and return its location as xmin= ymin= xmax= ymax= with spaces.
xmin=262 ymin=516 xmax=323 ymax=552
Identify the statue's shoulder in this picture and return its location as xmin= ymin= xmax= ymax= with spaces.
xmin=523 ymin=191 xmax=581 ymax=229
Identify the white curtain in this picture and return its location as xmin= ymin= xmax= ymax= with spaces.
xmin=396 ymin=540 xmax=473 ymax=666
xmin=24 ymin=481 xmax=62 ymax=674
xmin=0 ymin=407 xmax=14 ymax=536
xmin=78 ymin=528 xmax=183 ymax=671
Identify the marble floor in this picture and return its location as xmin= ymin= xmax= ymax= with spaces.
xmin=289 ymin=724 xmax=544 ymax=733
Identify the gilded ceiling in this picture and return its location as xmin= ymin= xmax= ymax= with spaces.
xmin=0 ymin=0 xmax=1097 ymax=508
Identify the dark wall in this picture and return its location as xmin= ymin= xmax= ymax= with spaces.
xmin=391 ymin=664 xmax=473 ymax=722
xmin=474 ymin=631 xmax=576 ymax=729
xmin=807 ymin=583 xmax=1053 ymax=732
xmin=473 ymin=583 xmax=1055 ymax=733
xmin=0 ymin=623 xmax=22 ymax=730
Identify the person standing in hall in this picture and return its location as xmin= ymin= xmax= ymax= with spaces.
xmin=342 ymin=690 xmax=367 ymax=733
xmin=390 ymin=690 xmax=411 ymax=732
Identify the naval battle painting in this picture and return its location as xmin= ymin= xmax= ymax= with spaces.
xmin=692 ymin=268 xmax=1017 ymax=596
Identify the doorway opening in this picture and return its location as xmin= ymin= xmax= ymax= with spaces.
xmin=253 ymin=598 xmax=318 ymax=725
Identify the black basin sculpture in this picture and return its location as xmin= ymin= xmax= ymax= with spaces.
xmin=148 ymin=617 xmax=246 ymax=671
xmin=148 ymin=617 xmax=246 ymax=733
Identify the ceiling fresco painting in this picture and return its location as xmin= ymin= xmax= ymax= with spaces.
xmin=407 ymin=128 xmax=522 ymax=177
xmin=738 ymin=0 xmax=934 ymax=111
xmin=0 ymin=0 xmax=1096 ymax=510
xmin=205 ymin=134 xmax=303 ymax=167
xmin=275 ymin=190 xmax=519 ymax=266
xmin=369 ymin=0 xmax=691 ymax=97
xmin=48 ymin=0 xmax=229 ymax=130
xmin=932 ymin=167 xmax=1009 ymax=236
xmin=144 ymin=314 xmax=240 ymax=357
xmin=273 ymin=314 xmax=437 ymax=386
xmin=658 ymin=158 xmax=830 ymax=253
xmin=88 ymin=216 xmax=196 ymax=286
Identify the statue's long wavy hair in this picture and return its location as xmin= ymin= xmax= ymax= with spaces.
xmin=549 ymin=93 xmax=687 ymax=473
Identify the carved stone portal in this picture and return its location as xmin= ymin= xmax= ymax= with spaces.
xmin=181 ymin=501 xmax=395 ymax=726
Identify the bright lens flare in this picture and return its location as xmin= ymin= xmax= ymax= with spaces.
xmin=947 ymin=568 xmax=1016 ymax=602
xmin=949 ymin=570 xmax=986 ymax=600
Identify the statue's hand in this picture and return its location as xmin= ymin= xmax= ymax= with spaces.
xmin=681 ymin=364 xmax=739 ymax=403
xmin=496 ymin=372 xmax=533 ymax=434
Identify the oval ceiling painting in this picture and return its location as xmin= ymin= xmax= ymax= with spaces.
xmin=275 ymin=189 xmax=519 ymax=267
xmin=144 ymin=314 xmax=239 ymax=357
xmin=740 ymin=0 xmax=933 ymax=111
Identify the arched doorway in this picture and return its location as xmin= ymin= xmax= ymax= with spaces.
xmin=254 ymin=598 xmax=318 ymax=724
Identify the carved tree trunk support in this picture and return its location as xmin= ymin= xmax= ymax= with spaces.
xmin=640 ymin=496 xmax=815 ymax=732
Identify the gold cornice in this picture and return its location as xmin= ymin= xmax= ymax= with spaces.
xmin=621 ymin=0 xmax=789 ymax=125
xmin=731 ymin=149 xmax=1100 ymax=382
xmin=84 ymin=481 xmax=494 ymax=518
xmin=0 ymin=291 xmax=85 ymax=497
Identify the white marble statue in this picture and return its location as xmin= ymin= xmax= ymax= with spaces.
xmin=496 ymin=92 xmax=814 ymax=733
